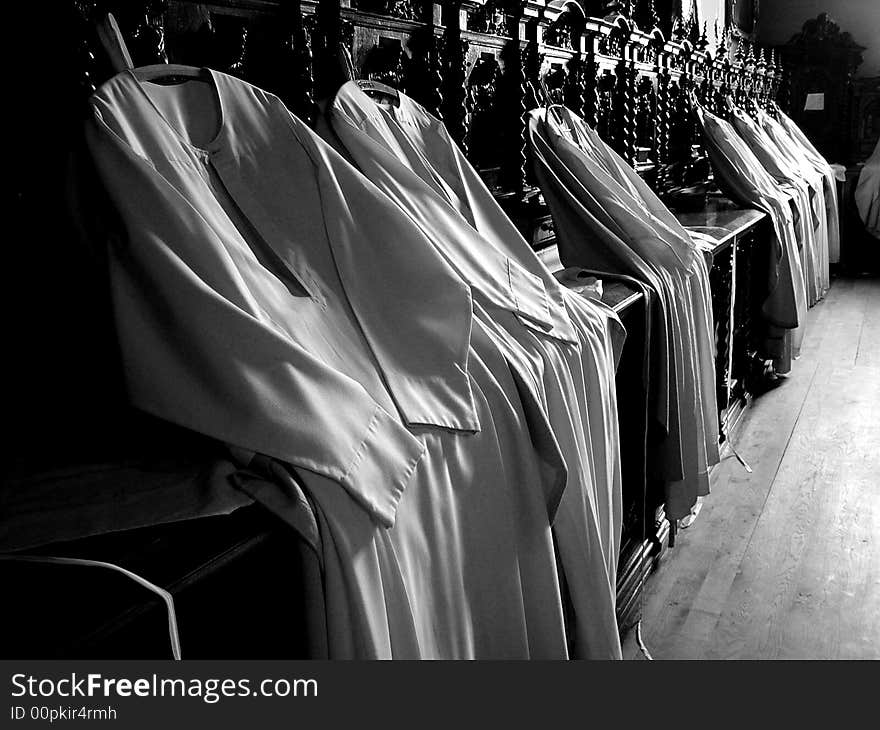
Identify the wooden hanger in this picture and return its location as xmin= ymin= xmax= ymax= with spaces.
xmin=342 ymin=42 xmax=400 ymax=106
xmin=133 ymin=64 xmax=212 ymax=84
xmin=357 ymin=79 xmax=400 ymax=106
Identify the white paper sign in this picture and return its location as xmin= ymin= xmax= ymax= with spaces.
xmin=804 ymin=93 xmax=825 ymax=111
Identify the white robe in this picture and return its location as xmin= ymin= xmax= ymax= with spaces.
xmin=527 ymin=105 xmax=719 ymax=522
xmin=84 ymin=69 xmax=573 ymax=658
xmin=756 ymin=109 xmax=832 ymax=293
xmin=773 ymin=109 xmax=843 ymax=262
xmin=730 ymin=106 xmax=828 ymax=305
xmin=324 ymin=82 xmax=625 ymax=659
xmin=696 ymin=105 xmax=808 ymax=373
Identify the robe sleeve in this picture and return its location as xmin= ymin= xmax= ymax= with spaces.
xmin=302 ymin=129 xmax=481 ymax=432
xmin=84 ymin=107 xmax=425 ymax=529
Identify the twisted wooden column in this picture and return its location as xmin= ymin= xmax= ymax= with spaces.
xmin=300 ymin=15 xmax=318 ymax=119
xmin=565 ymin=54 xmax=587 ymax=120
xmin=427 ymin=28 xmax=445 ymax=119
xmin=275 ymin=2 xmax=316 ymax=125
xmin=596 ymin=69 xmax=617 ymax=144
xmin=656 ymin=70 xmax=671 ymax=165
xmin=584 ymin=52 xmax=600 ymax=128
xmin=501 ymin=34 xmax=536 ymax=195
xmin=655 ymin=69 xmax=674 ymax=195
xmin=401 ymin=3 xmax=444 ymax=118
xmin=635 ymin=75 xmax=657 ymax=165
xmin=441 ymin=2 xmax=469 ymax=153
xmin=616 ymin=61 xmax=637 ymax=166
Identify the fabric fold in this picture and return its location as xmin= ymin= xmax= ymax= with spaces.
xmin=772 ymin=108 xmax=842 ymax=262
xmin=325 ymin=81 xmax=626 ymax=658
xmin=527 ymin=105 xmax=719 ymax=521
xmin=696 ymin=104 xmax=808 ymax=372
xmin=729 ymin=105 xmax=829 ymax=305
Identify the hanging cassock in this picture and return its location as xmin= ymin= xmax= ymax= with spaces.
xmin=773 ymin=108 xmax=843 ymax=260
xmin=322 ymin=81 xmax=627 ymax=659
xmin=729 ymin=105 xmax=829 ymax=305
xmin=695 ymin=104 xmax=808 ymax=374
xmin=526 ymin=104 xmax=719 ymax=524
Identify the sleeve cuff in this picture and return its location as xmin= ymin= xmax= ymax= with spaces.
xmin=340 ymin=405 xmax=426 ymax=529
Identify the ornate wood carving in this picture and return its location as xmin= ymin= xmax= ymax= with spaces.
xmin=670 ymin=13 xmax=685 ymax=44
xmin=584 ymin=51 xmax=600 ymax=128
xmin=634 ymin=74 xmax=656 ymax=161
xmin=130 ymin=0 xmax=168 ymax=65
xmin=709 ymin=244 xmax=734 ymax=416
xmin=398 ymin=3 xmax=444 ymax=118
xmin=294 ymin=13 xmax=318 ymax=124
xmin=356 ymin=0 xmax=419 ymax=22
xmin=614 ymin=60 xmax=636 ymax=164
xmin=564 ymin=54 xmax=588 ymax=120
xmin=466 ymin=54 xmax=502 ymax=170
xmin=599 ymin=23 xmax=625 ymax=57
xmin=421 ymin=41 xmax=444 ymax=120
xmin=442 ymin=17 xmax=470 ymax=153
xmin=544 ymin=10 xmax=576 ymax=51
xmin=655 ymin=70 xmax=673 ymax=178
xmin=634 ymin=0 xmax=659 ymax=33
xmin=362 ymin=37 xmax=410 ymax=89
xmin=504 ymin=36 xmax=538 ymax=194
xmin=64 ymin=0 xmax=791 ymax=198
xmin=468 ymin=0 xmax=509 ymax=37
xmin=544 ymin=63 xmax=568 ymax=105
xmin=596 ymin=69 xmax=617 ymax=144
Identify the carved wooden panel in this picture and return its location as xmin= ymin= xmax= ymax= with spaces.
xmin=634 ymin=74 xmax=657 ymax=171
xmin=70 ymin=1 xmax=321 ymax=124
xmin=62 ymin=1 xmax=788 ymax=212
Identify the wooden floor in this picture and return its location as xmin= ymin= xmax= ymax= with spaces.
xmin=622 ymin=275 xmax=880 ymax=660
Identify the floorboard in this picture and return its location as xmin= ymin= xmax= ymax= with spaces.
xmin=856 ymin=279 xmax=880 ymax=367
xmin=629 ymin=274 xmax=880 ymax=660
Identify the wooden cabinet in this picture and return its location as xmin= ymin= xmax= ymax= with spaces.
xmin=777 ymin=13 xmax=866 ymax=165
